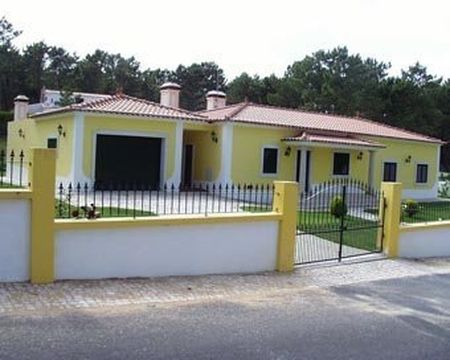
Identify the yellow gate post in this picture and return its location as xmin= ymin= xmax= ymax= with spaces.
xmin=273 ymin=181 xmax=298 ymax=272
xmin=380 ymin=182 xmax=402 ymax=257
xmin=30 ymin=148 xmax=56 ymax=284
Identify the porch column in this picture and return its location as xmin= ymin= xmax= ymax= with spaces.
xmin=167 ymin=120 xmax=183 ymax=186
xmin=217 ymin=123 xmax=233 ymax=185
xmin=368 ymin=150 xmax=376 ymax=188
xmin=298 ymin=146 xmax=308 ymax=193
xmin=70 ymin=112 xmax=89 ymax=185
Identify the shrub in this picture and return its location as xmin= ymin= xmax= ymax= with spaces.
xmin=403 ymin=199 xmax=419 ymax=218
xmin=439 ymin=181 xmax=450 ymax=198
xmin=330 ymin=196 xmax=348 ymax=218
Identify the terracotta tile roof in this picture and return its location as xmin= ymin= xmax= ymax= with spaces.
xmin=200 ymin=102 xmax=443 ymax=144
xmin=283 ymin=132 xmax=386 ymax=149
xmin=31 ymin=94 xmax=207 ymax=122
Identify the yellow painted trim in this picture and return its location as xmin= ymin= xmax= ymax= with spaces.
xmin=54 ymin=212 xmax=282 ymax=231
xmin=0 ymin=189 xmax=33 ymax=199
xmin=400 ymin=220 xmax=450 ymax=232
xmin=380 ymin=182 xmax=402 ymax=257
xmin=30 ymin=148 xmax=56 ymax=284
xmin=273 ymin=181 xmax=298 ymax=272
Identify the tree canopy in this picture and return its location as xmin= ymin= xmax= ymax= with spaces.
xmin=1 ymin=17 xmax=449 ymax=169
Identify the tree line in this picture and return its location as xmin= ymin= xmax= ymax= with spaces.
xmin=1 ymin=17 xmax=449 ymax=169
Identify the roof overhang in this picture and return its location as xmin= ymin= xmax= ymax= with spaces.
xmin=282 ymin=132 xmax=386 ymax=151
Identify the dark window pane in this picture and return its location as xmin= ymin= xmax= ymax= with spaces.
xmin=416 ymin=164 xmax=428 ymax=183
xmin=263 ymin=148 xmax=278 ymax=174
xmin=47 ymin=138 xmax=57 ymax=149
xmin=333 ymin=153 xmax=350 ymax=175
xmin=383 ymin=162 xmax=397 ymax=182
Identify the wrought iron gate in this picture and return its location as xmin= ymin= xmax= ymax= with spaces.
xmin=295 ymin=179 xmax=385 ymax=265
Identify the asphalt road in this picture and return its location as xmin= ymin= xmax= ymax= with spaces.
xmin=1 ymin=272 xmax=450 ymax=359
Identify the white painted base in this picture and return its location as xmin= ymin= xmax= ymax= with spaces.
xmin=402 ymin=183 xmax=438 ymax=200
xmin=399 ymin=225 xmax=450 ymax=258
xmin=55 ymin=220 xmax=278 ymax=280
xmin=0 ymin=199 xmax=30 ymax=282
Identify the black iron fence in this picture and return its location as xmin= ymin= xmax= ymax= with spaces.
xmin=0 ymin=150 xmax=26 ymax=188
xmin=401 ymin=199 xmax=450 ymax=223
xmin=56 ymin=182 xmax=275 ymax=219
xmin=296 ymin=179 xmax=384 ymax=264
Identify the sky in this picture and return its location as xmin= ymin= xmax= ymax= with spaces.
xmin=3 ymin=0 xmax=450 ymax=81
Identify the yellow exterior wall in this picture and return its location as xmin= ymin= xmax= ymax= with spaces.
xmin=231 ymin=125 xmax=297 ymax=184
xmin=310 ymin=147 xmax=369 ymax=184
xmin=7 ymin=113 xmax=440 ymax=192
xmin=7 ymin=116 xmax=74 ymax=178
xmin=82 ymin=115 xmax=177 ymax=180
xmin=364 ymin=136 xmax=439 ymax=190
xmin=183 ymin=128 xmax=221 ymax=182
xmin=230 ymin=124 xmax=439 ymax=190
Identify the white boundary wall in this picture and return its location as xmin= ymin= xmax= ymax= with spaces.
xmin=0 ymin=199 xmax=30 ymax=281
xmin=55 ymin=220 xmax=279 ymax=280
xmin=399 ymin=223 xmax=450 ymax=258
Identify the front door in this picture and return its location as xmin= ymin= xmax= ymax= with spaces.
xmin=182 ymin=144 xmax=194 ymax=187
xmin=296 ymin=150 xmax=311 ymax=192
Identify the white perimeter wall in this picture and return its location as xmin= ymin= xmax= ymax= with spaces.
xmin=399 ymin=224 xmax=450 ymax=258
xmin=55 ymin=220 xmax=279 ymax=280
xmin=0 ymin=199 xmax=30 ymax=281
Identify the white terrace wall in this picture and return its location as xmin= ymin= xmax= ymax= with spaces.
xmin=55 ymin=217 xmax=279 ymax=280
xmin=0 ymin=198 xmax=31 ymax=282
xmin=398 ymin=222 xmax=450 ymax=258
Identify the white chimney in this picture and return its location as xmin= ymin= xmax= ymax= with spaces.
xmin=14 ymin=95 xmax=29 ymax=121
xmin=160 ymin=82 xmax=181 ymax=108
xmin=206 ymin=90 xmax=226 ymax=110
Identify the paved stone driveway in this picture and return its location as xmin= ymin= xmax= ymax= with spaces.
xmin=1 ymin=257 xmax=449 ymax=314
xmin=296 ymin=234 xmax=367 ymax=263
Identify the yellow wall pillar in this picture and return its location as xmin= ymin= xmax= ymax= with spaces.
xmin=380 ymin=182 xmax=402 ymax=257
xmin=273 ymin=181 xmax=298 ymax=272
xmin=30 ymin=148 xmax=56 ymax=283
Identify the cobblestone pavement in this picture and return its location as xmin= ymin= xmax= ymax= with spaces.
xmin=1 ymin=257 xmax=449 ymax=314
xmin=295 ymin=234 xmax=367 ymax=263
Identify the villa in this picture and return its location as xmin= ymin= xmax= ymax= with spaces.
xmin=7 ymin=82 xmax=443 ymax=199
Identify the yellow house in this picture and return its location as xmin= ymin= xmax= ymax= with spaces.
xmin=7 ymin=83 xmax=444 ymax=199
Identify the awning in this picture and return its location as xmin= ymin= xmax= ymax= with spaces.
xmin=282 ymin=132 xmax=386 ymax=150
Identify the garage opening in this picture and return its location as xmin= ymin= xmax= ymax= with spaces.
xmin=95 ymin=134 xmax=162 ymax=189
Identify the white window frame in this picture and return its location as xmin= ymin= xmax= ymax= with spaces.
xmin=415 ymin=163 xmax=429 ymax=185
xmin=332 ymin=151 xmax=351 ymax=177
xmin=260 ymin=145 xmax=279 ymax=177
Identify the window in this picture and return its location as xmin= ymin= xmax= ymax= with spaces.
xmin=416 ymin=164 xmax=428 ymax=184
xmin=333 ymin=153 xmax=350 ymax=176
xmin=383 ymin=162 xmax=397 ymax=182
xmin=47 ymin=138 xmax=57 ymax=149
xmin=262 ymin=147 xmax=278 ymax=174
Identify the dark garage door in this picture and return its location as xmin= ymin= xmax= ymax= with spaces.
xmin=95 ymin=134 xmax=162 ymax=189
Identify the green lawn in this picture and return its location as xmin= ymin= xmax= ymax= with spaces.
xmin=240 ymin=205 xmax=272 ymax=212
xmin=55 ymin=200 xmax=156 ymax=219
xmin=243 ymin=207 xmax=381 ymax=252
xmin=297 ymin=211 xmax=380 ymax=252
xmin=401 ymin=201 xmax=450 ymax=223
